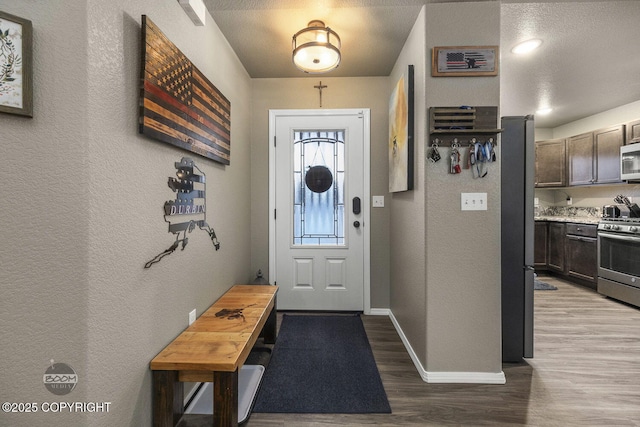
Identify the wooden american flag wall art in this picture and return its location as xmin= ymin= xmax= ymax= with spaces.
xmin=139 ymin=16 xmax=231 ymax=165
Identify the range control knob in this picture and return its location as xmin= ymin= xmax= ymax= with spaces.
xmin=612 ymin=225 xmax=621 ymax=231
xmin=630 ymin=226 xmax=638 ymax=233
xmin=604 ymin=224 xmax=611 ymax=230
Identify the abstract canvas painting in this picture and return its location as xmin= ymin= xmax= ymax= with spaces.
xmin=388 ymin=65 xmax=414 ymax=192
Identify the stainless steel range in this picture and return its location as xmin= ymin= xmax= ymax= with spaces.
xmin=598 ymin=217 xmax=640 ymax=308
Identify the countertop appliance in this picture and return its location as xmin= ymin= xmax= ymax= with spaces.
xmin=602 ymin=204 xmax=630 ymax=218
xmin=597 ymin=217 xmax=640 ymax=308
xmin=501 ymin=115 xmax=534 ymax=362
xmin=602 ymin=205 xmax=622 ymax=218
xmin=620 ymin=143 xmax=640 ymax=181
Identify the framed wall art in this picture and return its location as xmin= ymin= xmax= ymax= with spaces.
xmin=432 ymin=46 xmax=498 ymax=77
xmin=388 ymin=64 xmax=414 ymax=192
xmin=0 ymin=11 xmax=33 ymax=117
xmin=139 ymin=16 xmax=231 ymax=165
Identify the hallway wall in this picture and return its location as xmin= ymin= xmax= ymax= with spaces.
xmin=0 ymin=1 xmax=253 ymax=425
xmin=389 ymin=2 xmax=504 ymax=380
xmin=423 ymin=1 xmax=503 ymax=378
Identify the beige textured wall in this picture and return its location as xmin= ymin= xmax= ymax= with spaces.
xmin=0 ymin=1 xmax=90 ymax=426
xmin=250 ymin=77 xmax=392 ymax=308
xmin=553 ymin=100 xmax=640 ymax=139
xmin=388 ymin=6 xmax=428 ymax=365
xmin=424 ymin=2 xmax=502 ymax=374
xmin=0 ymin=0 xmax=253 ymax=425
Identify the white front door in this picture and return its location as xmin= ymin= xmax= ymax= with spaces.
xmin=269 ymin=109 xmax=370 ymax=311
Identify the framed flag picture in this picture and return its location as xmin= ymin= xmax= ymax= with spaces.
xmin=139 ymin=16 xmax=231 ymax=165
xmin=432 ymin=46 xmax=498 ymax=77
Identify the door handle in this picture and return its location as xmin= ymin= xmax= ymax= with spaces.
xmin=352 ymin=197 xmax=361 ymax=215
xmin=353 ymin=221 xmax=361 ymax=228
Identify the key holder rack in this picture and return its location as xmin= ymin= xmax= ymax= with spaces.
xmin=429 ymin=106 xmax=502 ymax=147
xmin=428 ymin=106 xmax=501 ymax=178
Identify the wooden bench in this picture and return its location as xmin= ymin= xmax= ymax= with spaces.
xmin=150 ymin=284 xmax=278 ymax=427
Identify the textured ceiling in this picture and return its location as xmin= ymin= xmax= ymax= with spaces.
xmin=203 ymin=0 xmax=428 ymax=78
xmin=500 ymin=1 xmax=640 ymax=128
xmin=203 ymin=0 xmax=640 ymax=128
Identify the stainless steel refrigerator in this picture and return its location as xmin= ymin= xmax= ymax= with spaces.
xmin=501 ymin=115 xmax=534 ymax=362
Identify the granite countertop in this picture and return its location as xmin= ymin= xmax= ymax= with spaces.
xmin=534 ymin=216 xmax=601 ymax=225
xmin=534 ymin=206 xmax=601 ymax=225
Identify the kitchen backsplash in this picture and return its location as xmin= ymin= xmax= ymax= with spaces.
xmin=535 ymin=206 xmax=600 ymax=218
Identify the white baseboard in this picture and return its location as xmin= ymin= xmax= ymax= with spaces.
xmin=388 ymin=311 xmax=506 ymax=385
xmin=425 ymin=371 xmax=506 ymax=384
xmin=367 ymin=308 xmax=390 ymax=316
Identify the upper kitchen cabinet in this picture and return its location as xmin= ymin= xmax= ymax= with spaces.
xmin=568 ymin=132 xmax=594 ymax=185
xmin=627 ymin=119 xmax=640 ymax=144
xmin=535 ymin=138 xmax=566 ymax=187
xmin=595 ymin=125 xmax=625 ymax=183
xmin=568 ymin=125 xmax=625 ymax=185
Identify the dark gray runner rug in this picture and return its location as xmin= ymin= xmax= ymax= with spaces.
xmin=253 ymin=314 xmax=391 ymax=414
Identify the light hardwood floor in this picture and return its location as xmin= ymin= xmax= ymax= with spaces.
xmin=246 ymin=276 xmax=640 ymax=426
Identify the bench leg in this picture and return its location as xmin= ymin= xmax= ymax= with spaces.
xmin=213 ymin=370 xmax=238 ymax=426
xmin=263 ymin=296 xmax=277 ymax=345
xmin=152 ymin=370 xmax=183 ymax=427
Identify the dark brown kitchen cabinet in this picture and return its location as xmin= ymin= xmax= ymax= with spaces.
xmin=535 ymin=138 xmax=566 ymax=187
xmin=568 ymin=125 xmax=624 ymax=185
xmin=595 ymin=125 xmax=625 ymax=183
xmin=565 ymin=223 xmax=598 ymax=289
xmin=627 ymin=119 xmax=640 ymax=144
xmin=534 ymin=221 xmax=548 ymax=267
xmin=568 ymin=132 xmax=595 ymax=185
xmin=547 ymin=222 xmax=565 ymax=273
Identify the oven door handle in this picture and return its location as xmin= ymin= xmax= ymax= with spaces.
xmin=598 ymin=231 xmax=640 ymax=243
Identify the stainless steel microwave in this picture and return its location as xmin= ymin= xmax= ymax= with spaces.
xmin=621 ymin=143 xmax=640 ymax=181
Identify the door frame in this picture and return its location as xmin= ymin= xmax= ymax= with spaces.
xmin=268 ymin=109 xmax=372 ymax=313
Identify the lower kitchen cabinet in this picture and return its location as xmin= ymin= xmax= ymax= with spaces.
xmin=535 ymin=220 xmax=598 ymax=289
xmin=547 ymin=222 xmax=565 ymax=273
xmin=534 ymin=222 xmax=548 ymax=267
xmin=565 ymin=223 xmax=598 ymax=289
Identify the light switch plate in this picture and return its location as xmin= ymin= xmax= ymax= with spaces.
xmin=372 ymin=196 xmax=384 ymax=208
xmin=461 ymin=193 xmax=487 ymax=211
xmin=189 ymin=309 xmax=196 ymax=325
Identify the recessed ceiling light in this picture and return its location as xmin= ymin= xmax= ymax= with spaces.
xmin=511 ymin=39 xmax=542 ymax=55
xmin=536 ymin=107 xmax=553 ymax=115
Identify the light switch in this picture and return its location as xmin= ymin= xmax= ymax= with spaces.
xmin=461 ymin=193 xmax=487 ymax=211
xmin=372 ymin=196 xmax=384 ymax=208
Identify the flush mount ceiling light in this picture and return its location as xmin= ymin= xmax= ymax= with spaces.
xmin=292 ymin=20 xmax=341 ymax=74
xmin=511 ymin=39 xmax=543 ymax=55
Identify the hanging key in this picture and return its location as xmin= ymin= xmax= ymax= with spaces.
xmin=429 ymin=140 xmax=441 ymax=163
xmin=450 ymin=143 xmax=461 ymax=174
